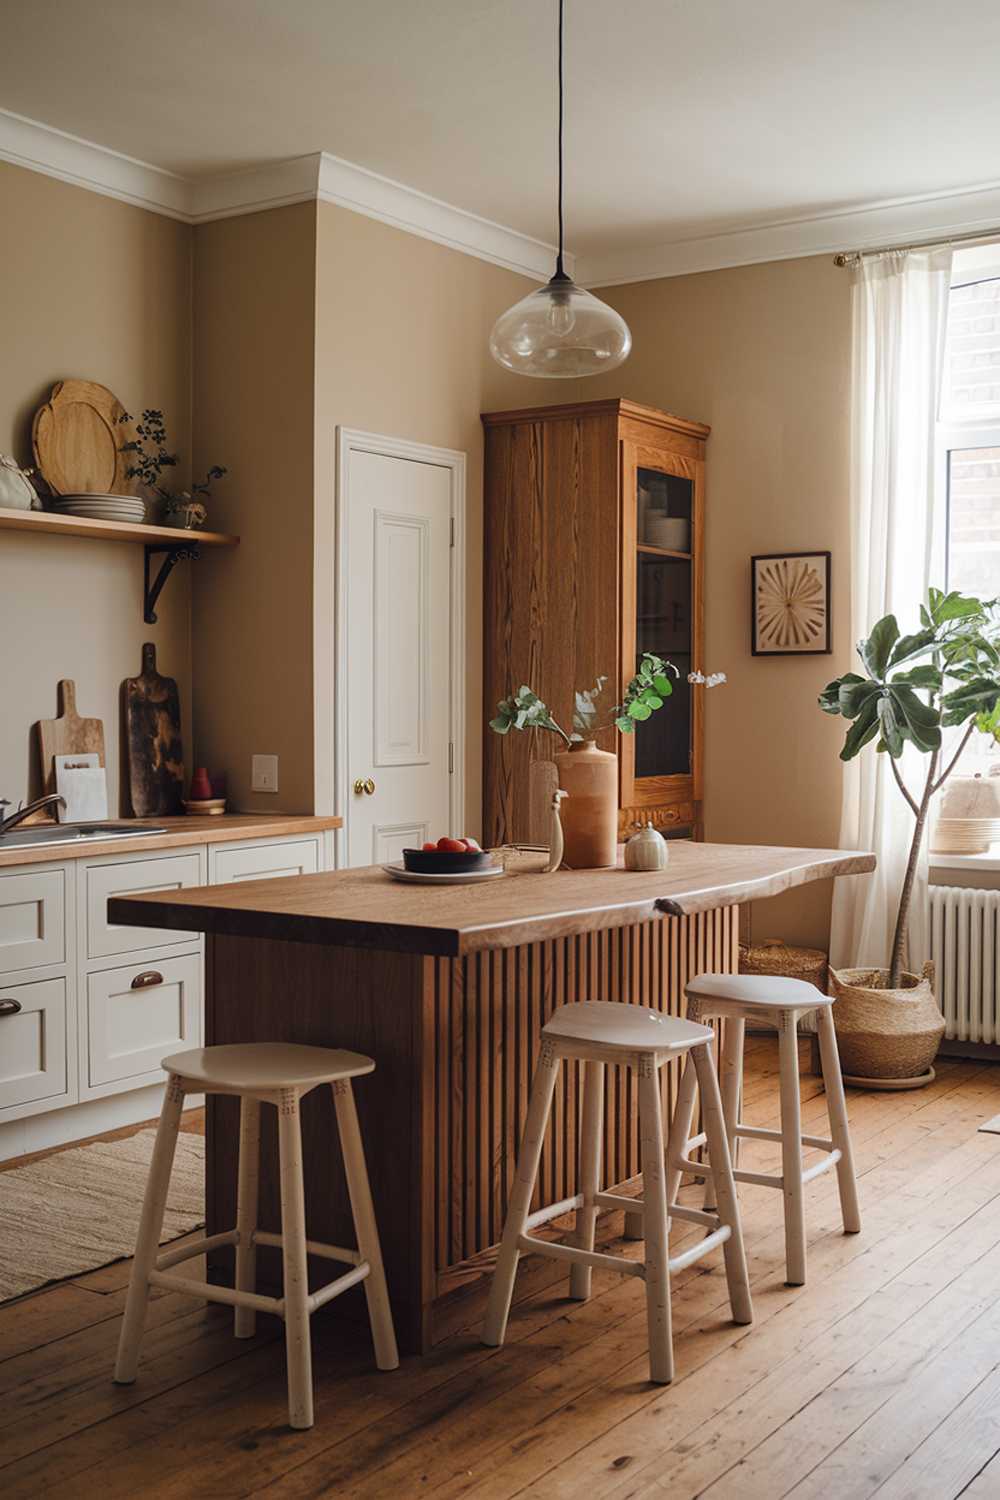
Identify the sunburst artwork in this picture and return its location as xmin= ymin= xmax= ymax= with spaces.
xmin=751 ymin=551 xmax=831 ymax=655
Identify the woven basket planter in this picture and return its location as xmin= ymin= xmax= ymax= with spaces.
xmin=828 ymin=961 xmax=944 ymax=1087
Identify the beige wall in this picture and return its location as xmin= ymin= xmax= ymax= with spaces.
xmin=314 ymin=201 xmax=561 ymax=833
xmin=191 ymin=204 xmax=318 ymax=812
xmin=0 ymin=162 xmax=192 ymax=811
xmin=577 ymin=258 xmax=853 ymax=945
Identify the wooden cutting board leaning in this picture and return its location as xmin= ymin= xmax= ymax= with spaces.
xmin=124 ymin=643 xmax=184 ymax=816
xmin=32 ymin=379 xmax=132 ymax=496
xmin=37 ymin=681 xmax=106 ymax=800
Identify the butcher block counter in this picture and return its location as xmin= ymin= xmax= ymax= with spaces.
xmin=110 ymin=842 xmax=874 ymax=1351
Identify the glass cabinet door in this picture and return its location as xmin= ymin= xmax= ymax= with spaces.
xmin=624 ymin=454 xmax=701 ymax=804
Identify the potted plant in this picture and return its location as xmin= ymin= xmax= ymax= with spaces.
xmin=819 ymin=587 xmax=1000 ymax=1085
xmin=118 ymin=409 xmax=227 ymax=528
xmin=490 ymin=656 xmax=725 ymax=867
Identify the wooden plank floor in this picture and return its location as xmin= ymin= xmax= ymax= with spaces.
xmin=2 ymin=1037 xmax=1000 ymax=1498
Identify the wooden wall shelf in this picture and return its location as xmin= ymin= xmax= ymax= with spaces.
xmin=0 ymin=506 xmax=240 ymax=623
xmin=0 ymin=506 xmax=238 ymax=548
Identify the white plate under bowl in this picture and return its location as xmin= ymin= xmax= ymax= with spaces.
xmin=383 ymin=861 xmax=505 ymax=885
xmin=54 ymin=503 xmax=145 ymax=517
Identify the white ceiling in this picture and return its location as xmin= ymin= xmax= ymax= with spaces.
xmin=3 ymin=0 xmax=1000 ymax=271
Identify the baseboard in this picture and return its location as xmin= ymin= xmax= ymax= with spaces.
xmin=0 ymin=1085 xmax=204 ymax=1162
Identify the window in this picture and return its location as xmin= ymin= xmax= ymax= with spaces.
xmin=939 ymin=246 xmax=1000 ymax=775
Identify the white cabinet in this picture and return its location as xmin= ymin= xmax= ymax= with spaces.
xmin=85 ymin=851 xmax=205 ymax=960
xmin=209 ymin=836 xmax=320 ymax=885
xmin=0 ymin=976 xmax=70 ymax=1117
xmin=0 ymin=827 xmax=332 ymax=1154
xmin=85 ymin=953 xmax=201 ymax=1092
xmin=0 ymin=868 xmax=66 ymax=975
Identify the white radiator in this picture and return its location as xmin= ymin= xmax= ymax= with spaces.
xmin=929 ymin=885 xmax=1000 ymax=1043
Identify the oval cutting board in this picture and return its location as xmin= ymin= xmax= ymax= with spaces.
xmin=32 ymin=379 xmax=132 ymax=496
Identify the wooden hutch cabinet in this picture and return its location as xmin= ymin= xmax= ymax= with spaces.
xmin=483 ymin=397 xmax=709 ymax=847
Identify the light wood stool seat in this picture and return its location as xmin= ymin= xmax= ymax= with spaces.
xmin=161 ymin=1042 xmax=375 ymax=1095
xmin=113 ymin=1042 xmax=398 ymax=1430
xmin=669 ymin=972 xmax=860 ymax=1288
xmin=482 ymin=1002 xmax=753 ymax=1385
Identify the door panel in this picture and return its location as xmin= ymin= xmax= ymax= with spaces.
xmin=345 ymin=448 xmax=455 ymax=867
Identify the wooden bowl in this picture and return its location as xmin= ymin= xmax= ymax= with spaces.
xmin=183 ymin=798 xmax=227 ymax=816
xmin=402 ymin=847 xmax=491 ymax=874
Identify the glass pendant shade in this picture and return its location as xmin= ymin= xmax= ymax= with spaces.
xmin=490 ymin=271 xmax=631 ymax=378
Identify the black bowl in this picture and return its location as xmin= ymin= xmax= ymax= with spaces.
xmin=402 ymin=846 xmax=492 ymax=874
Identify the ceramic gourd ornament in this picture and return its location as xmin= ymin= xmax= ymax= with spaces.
xmin=0 ymin=454 xmax=40 ymax=511
xmin=625 ymin=822 xmax=669 ymax=871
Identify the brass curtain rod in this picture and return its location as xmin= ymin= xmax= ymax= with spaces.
xmin=834 ymin=225 xmax=1000 ymax=266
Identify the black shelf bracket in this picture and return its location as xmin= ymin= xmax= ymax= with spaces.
xmin=143 ymin=542 xmax=201 ymax=624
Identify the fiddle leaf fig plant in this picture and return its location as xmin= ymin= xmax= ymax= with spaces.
xmin=820 ymin=587 xmax=1000 ymax=988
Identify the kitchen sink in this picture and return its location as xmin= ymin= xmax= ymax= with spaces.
xmin=0 ymin=822 xmax=168 ymax=850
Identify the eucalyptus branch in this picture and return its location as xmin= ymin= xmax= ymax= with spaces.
xmin=888 ymin=753 xmax=919 ymax=817
xmin=932 ymin=722 xmax=977 ymax=794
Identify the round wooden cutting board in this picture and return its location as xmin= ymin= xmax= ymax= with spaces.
xmin=32 ymin=379 xmax=133 ymax=496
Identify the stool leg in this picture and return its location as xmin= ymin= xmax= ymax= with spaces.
xmin=114 ymin=1074 xmax=185 ymax=1383
xmin=570 ymin=1060 xmax=605 ymax=1299
xmin=665 ymin=1049 xmax=699 ymax=1213
xmin=277 ymin=1088 xmax=313 ymax=1430
xmin=332 ymin=1078 xmax=399 ymax=1371
xmin=778 ymin=1013 xmax=807 ymax=1286
xmin=483 ymin=1039 xmax=559 ymax=1348
xmin=694 ymin=1045 xmax=753 ymax=1325
xmin=234 ymin=1095 xmax=261 ymax=1338
xmin=816 ymin=1005 xmax=861 ymax=1235
xmin=704 ymin=1016 xmax=744 ymax=1213
xmin=638 ymin=1054 xmax=673 ymax=1384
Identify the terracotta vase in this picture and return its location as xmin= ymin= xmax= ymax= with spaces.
xmin=554 ymin=739 xmax=618 ymax=869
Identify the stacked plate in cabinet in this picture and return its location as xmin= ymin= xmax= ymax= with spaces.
xmin=49 ymin=494 xmax=146 ymax=523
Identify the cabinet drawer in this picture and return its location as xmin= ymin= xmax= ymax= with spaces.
xmin=86 ymin=853 xmax=204 ymax=960
xmin=86 ymin=953 xmax=201 ymax=1088
xmin=0 ymin=976 xmax=68 ymax=1113
xmin=211 ymin=838 xmax=320 ymax=885
xmin=0 ymin=868 xmax=65 ymax=974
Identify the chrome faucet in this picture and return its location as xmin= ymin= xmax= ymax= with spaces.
xmin=0 ymin=793 xmax=67 ymax=836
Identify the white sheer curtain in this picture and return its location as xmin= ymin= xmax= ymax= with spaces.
xmin=829 ymin=247 xmax=952 ymax=972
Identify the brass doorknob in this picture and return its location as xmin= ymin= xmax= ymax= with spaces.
xmin=353 ymin=777 xmax=376 ymax=796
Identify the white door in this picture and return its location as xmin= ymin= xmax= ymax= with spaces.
xmin=341 ymin=441 xmax=461 ymax=868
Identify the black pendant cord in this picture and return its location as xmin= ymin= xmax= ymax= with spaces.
xmin=554 ymin=0 xmax=567 ymax=280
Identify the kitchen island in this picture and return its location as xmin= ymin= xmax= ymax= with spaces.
xmin=109 ymin=841 xmax=874 ymax=1352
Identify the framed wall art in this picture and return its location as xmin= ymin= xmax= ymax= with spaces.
xmin=751 ymin=551 xmax=831 ymax=655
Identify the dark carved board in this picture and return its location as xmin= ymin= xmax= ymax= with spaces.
xmin=125 ymin=642 xmax=184 ymax=816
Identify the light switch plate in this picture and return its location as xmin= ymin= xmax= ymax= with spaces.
xmin=251 ymin=753 xmax=279 ymax=793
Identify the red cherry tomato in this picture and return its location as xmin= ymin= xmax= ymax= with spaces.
xmin=422 ymin=841 xmax=437 ymax=851
xmin=437 ymin=836 xmax=466 ymax=853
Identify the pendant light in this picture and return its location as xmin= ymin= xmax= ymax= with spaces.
xmin=490 ymin=0 xmax=631 ymax=378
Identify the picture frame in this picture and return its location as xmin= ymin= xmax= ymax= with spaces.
xmin=751 ymin=551 xmax=832 ymax=656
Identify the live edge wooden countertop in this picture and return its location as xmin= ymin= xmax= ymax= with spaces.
xmin=0 ymin=813 xmax=342 ymax=869
xmin=108 ymin=842 xmax=875 ymax=958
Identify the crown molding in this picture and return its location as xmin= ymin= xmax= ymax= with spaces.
xmin=5 ymin=105 xmax=998 ymax=290
xmin=315 ymin=151 xmax=561 ymax=281
xmin=0 ymin=107 xmax=558 ymax=281
xmin=576 ymin=179 xmax=1000 ymax=287
xmin=0 ymin=106 xmax=191 ymax=218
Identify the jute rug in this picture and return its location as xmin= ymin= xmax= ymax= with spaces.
xmin=0 ymin=1127 xmax=204 ymax=1302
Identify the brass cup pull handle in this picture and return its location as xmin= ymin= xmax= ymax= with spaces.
xmin=131 ymin=970 xmax=164 ymax=991
xmin=0 ymin=998 xmax=22 ymax=1017
xmin=353 ymin=777 xmax=376 ymax=796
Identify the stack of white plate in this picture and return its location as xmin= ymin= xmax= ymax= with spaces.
xmin=931 ymin=817 xmax=1000 ymax=854
xmin=50 ymin=493 xmax=146 ymax=523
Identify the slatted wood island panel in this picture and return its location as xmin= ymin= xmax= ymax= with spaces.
xmin=109 ymin=843 xmax=874 ymax=1352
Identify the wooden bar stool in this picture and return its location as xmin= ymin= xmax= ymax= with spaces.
xmin=668 ymin=974 xmax=861 ymax=1287
xmin=482 ymin=1002 xmax=752 ymax=1384
xmin=113 ymin=1043 xmax=399 ymax=1429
